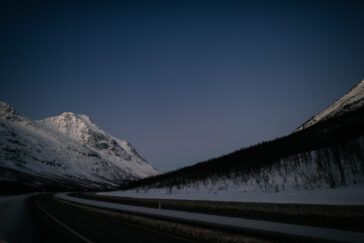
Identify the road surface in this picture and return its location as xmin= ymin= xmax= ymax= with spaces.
xmin=2 ymin=193 xmax=363 ymax=242
xmin=0 ymin=194 xmax=39 ymax=243
xmin=32 ymin=194 xmax=192 ymax=243
xmin=57 ymin=193 xmax=364 ymax=243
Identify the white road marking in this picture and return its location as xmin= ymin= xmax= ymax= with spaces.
xmin=36 ymin=199 xmax=93 ymax=243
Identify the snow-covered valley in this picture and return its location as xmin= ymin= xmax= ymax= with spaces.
xmin=2 ymin=79 xmax=364 ymax=200
xmin=101 ymin=79 xmax=364 ymax=204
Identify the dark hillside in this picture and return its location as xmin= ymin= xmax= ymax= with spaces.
xmin=123 ymin=106 xmax=364 ymax=190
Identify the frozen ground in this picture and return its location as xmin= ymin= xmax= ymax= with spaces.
xmin=0 ymin=194 xmax=39 ymax=243
xmin=99 ymin=184 xmax=364 ymax=205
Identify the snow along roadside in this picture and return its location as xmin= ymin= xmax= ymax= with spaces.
xmin=55 ymin=193 xmax=364 ymax=243
xmin=98 ymin=185 xmax=364 ymax=205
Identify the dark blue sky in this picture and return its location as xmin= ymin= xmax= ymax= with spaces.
xmin=1 ymin=0 xmax=363 ymax=172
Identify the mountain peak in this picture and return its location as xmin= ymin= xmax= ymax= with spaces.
xmin=40 ymin=111 xmax=158 ymax=177
xmin=0 ymin=101 xmax=35 ymax=127
xmin=40 ymin=112 xmax=99 ymax=142
xmin=59 ymin=112 xmax=91 ymax=122
xmin=46 ymin=111 xmax=94 ymax=127
xmin=0 ymin=102 xmax=159 ymax=189
xmin=0 ymin=101 xmax=17 ymax=116
xmin=295 ymin=79 xmax=364 ymax=132
xmin=60 ymin=111 xmax=77 ymax=117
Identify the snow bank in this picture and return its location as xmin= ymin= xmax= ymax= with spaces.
xmin=99 ymin=185 xmax=364 ymax=205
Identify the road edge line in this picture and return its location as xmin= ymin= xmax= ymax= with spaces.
xmin=36 ymin=198 xmax=93 ymax=243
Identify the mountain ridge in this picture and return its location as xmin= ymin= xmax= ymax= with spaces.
xmin=0 ymin=101 xmax=159 ymax=191
xmin=295 ymin=79 xmax=364 ymax=132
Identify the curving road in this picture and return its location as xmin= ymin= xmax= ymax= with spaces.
xmin=2 ymin=193 xmax=363 ymax=243
xmin=57 ymin=193 xmax=364 ymax=243
xmin=32 ymin=194 xmax=191 ymax=243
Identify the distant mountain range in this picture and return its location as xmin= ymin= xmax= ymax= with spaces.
xmin=0 ymin=102 xmax=159 ymax=192
xmin=2 ymin=80 xmax=364 ymax=194
xmin=123 ymin=79 xmax=364 ymax=196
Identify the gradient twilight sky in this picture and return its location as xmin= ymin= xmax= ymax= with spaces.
xmin=1 ymin=0 xmax=363 ymax=172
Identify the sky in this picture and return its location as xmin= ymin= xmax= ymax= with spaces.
xmin=1 ymin=0 xmax=364 ymax=172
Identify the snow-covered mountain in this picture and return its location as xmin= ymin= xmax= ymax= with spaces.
xmin=0 ymin=102 xmax=159 ymax=190
xmin=295 ymin=79 xmax=364 ymax=132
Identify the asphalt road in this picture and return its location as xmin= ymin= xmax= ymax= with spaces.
xmin=57 ymin=193 xmax=364 ymax=243
xmin=0 ymin=194 xmax=39 ymax=243
xmin=7 ymin=193 xmax=362 ymax=243
xmin=32 ymin=194 xmax=192 ymax=243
